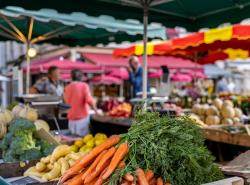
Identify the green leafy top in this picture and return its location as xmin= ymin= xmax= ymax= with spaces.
xmin=107 ymin=112 xmax=223 ymax=185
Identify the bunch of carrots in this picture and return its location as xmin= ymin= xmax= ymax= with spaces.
xmin=59 ymin=135 xmax=171 ymax=185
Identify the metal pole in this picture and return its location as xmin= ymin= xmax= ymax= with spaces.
xmin=26 ymin=42 xmax=30 ymax=94
xmin=142 ymin=4 xmax=148 ymax=108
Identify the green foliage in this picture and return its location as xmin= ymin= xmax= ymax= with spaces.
xmin=108 ymin=112 xmax=223 ymax=185
xmin=1 ymin=118 xmax=57 ymax=162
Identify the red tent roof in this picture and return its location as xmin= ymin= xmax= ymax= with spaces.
xmin=82 ymin=52 xmax=202 ymax=69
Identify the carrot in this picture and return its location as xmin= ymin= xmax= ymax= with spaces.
xmin=136 ymin=168 xmax=149 ymax=185
xmin=120 ymin=182 xmax=130 ymax=185
xmin=118 ymin=160 xmax=126 ymax=168
xmin=94 ymin=168 xmax=107 ymax=185
xmin=102 ymin=143 xmax=129 ymax=180
xmin=96 ymin=147 xmax=116 ymax=172
xmin=67 ymin=172 xmax=84 ymax=185
xmin=156 ymin=178 xmax=163 ymax=185
xmin=82 ymin=149 xmax=107 ymax=180
xmin=145 ymin=170 xmax=154 ymax=181
xmin=60 ymin=135 xmax=120 ymax=183
xmin=85 ymin=160 xmax=110 ymax=183
xmin=124 ymin=173 xmax=134 ymax=182
xmin=84 ymin=178 xmax=98 ymax=185
xmin=164 ymin=183 xmax=171 ymax=185
xmin=149 ymin=178 xmax=156 ymax=185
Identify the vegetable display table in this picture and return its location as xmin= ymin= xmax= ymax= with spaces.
xmin=90 ymin=115 xmax=132 ymax=135
xmin=203 ymin=127 xmax=250 ymax=147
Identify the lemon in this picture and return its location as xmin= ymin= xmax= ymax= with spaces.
xmin=86 ymin=139 xmax=95 ymax=148
xmin=95 ymin=139 xmax=105 ymax=146
xmin=95 ymin=133 xmax=107 ymax=140
xmin=74 ymin=140 xmax=83 ymax=148
xmin=83 ymin=134 xmax=94 ymax=143
xmin=79 ymin=145 xmax=92 ymax=154
xmin=70 ymin=145 xmax=78 ymax=152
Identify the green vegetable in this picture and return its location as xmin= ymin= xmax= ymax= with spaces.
xmin=107 ymin=112 xmax=223 ymax=185
xmin=1 ymin=118 xmax=57 ymax=162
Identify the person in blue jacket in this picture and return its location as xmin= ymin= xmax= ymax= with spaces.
xmin=128 ymin=56 xmax=143 ymax=97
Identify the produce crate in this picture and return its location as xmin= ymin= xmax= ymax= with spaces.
xmin=202 ymin=177 xmax=244 ymax=185
xmin=203 ymin=127 xmax=250 ymax=147
xmin=0 ymin=160 xmax=38 ymax=178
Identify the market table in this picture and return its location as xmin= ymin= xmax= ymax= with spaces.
xmin=203 ymin=127 xmax=250 ymax=148
xmin=90 ymin=115 xmax=132 ymax=135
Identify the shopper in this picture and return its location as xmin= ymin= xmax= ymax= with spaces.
xmin=30 ymin=66 xmax=63 ymax=96
xmin=128 ymin=56 xmax=143 ymax=97
xmin=64 ymin=69 xmax=98 ymax=136
xmin=216 ymin=76 xmax=228 ymax=93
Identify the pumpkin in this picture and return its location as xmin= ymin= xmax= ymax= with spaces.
xmin=232 ymin=117 xmax=241 ymax=124
xmin=221 ymin=118 xmax=234 ymax=125
xmin=234 ymin=108 xmax=243 ymax=118
xmin=0 ymin=109 xmax=13 ymax=126
xmin=221 ymin=106 xmax=235 ymax=118
xmin=12 ymin=104 xmax=24 ymax=117
xmin=0 ymin=122 xmax=7 ymax=139
xmin=34 ymin=120 xmax=50 ymax=132
xmin=213 ymin=98 xmax=223 ymax=110
xmin=222 ymin=100 xmax=234 ymax=109
xmin=206 ymin=106 xmax=219 ymax=116
xmin=192 ymin=104 xmax=201 ymax=114
xmin=205 ymin=115 xmax=220 ymax=125
xmin=19 ymin=106 xmax=38 ymax=122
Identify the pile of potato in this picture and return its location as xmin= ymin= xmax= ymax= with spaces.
xmin=191 ymin=98 xmax=243 ymax=125
xmin=24 ymin=145 xmax=84 ymax=182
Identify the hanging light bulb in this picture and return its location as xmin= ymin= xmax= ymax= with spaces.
xmin=27 ymin=47 xmax=37 ymax=58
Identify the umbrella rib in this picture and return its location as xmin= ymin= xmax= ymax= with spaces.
xmin=0 ymin=22 xmax=24 ymax=42
xmin=27 ymin=17 xmax=34 ymax=41
xmin=0 ymin=14 xmax=27 ymax=42
xmin=196 ymin=1 xmax=250 ymax=19
xmin=0 ymin=30 xmax=20 ymax=41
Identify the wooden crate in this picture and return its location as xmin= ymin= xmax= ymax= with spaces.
xmin=202 ymin=177 xmax=244 ymax=185
xmin=203 ymin=127 xmax=250 ymax=147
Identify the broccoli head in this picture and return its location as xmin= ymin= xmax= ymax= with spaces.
xmin=36 ymin=139 xmax=57 ymax=156
xmin=9 ymin=118 xmax=36 ymax=137
xmin=3 ymin=149 xmax=18 ymax=162
xmin=19 ymin=148 xmax=42 ymax=161
xmin=1 ymin=132 xmax=13 ymax=151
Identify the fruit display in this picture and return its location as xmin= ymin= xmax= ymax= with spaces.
xmin=100 ymin=98 xmax=120 ymax=112
xmin=1 ymin=118 xmax=56 ymax=162
xmin=107 ymin=102 xmax=132 ymax=118
xmin=191 ymin=98 xmax=243 ymax=125
xmin=164 ymin=103 xmax=183 ymax=116
xmin=70 ymin=133 xmax=108 ymax=153
xmin=56 ymin=112 xmax=222 ymax=185
xmin=24 ymin=145 xmax=84 ymax=181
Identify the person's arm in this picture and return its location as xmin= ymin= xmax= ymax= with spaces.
xmin=85 ymin=85 xmax=98 ymax=114
xmin=29 ymin=87 xmax=38 ymax=94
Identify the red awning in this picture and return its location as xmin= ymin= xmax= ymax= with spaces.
xmin=82 ymin=52 xmax=202 ymax=69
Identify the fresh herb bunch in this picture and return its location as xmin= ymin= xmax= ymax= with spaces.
xmin=107 ymin=112 xmax=223 ymax=185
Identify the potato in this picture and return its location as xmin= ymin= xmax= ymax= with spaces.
xmin=50 ymin=145 xmax=71 ymax=163
xmin=35 ymin=162 xmax=46 ymax=172
xmin=68 ymin=152 xmax=80 ymax=161
xmin=47 ymin=163 xmax=54 ymax=170
xmin=68 ymin=159 xmax=75 ymax=167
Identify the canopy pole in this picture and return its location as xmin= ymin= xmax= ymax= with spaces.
xmin=26 ymin=42 xmax=31 ymax=94
xmin=142 ymin=2 xmax=149 ymax=109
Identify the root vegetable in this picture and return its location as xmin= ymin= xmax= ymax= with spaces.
xmin=35 ymin=162 xmax=46 ymax=172
xmin=136 ymin=168 xmax=149 ymax=185
xmin=45 ymin=162 xmax=61 ymax=180
xmin=50 ymin=145 xmax=71 ymax=163
xmin=59 ymin=157 xmax=70 ymax=175
xmin=24 ymin=167 xmax=45 ymax=178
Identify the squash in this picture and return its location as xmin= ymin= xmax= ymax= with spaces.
xmin=0 ymin=109 xmax=13 ymax=126
xmin=192 ymin=104 xmax=201 ymax=114
xmin=221 ymin=118 xmax=234 ymax=125
xmin=222 ymin=100 xmax=234 ymax=109
xmin=206 ymin=106 xmax=219 ymax=116
xmin=19 ymin=105 xmax=38 ymax=122
xmin=12 ymin=104 xmax=24 ymax=117
xmin=234 ymin=108 xmax=243 ymax=118
xmin=34 ymin=120 xmax=50 ymax=132
xmin=232 ymin=117 xmax=241 ymax=124
xmin=0 ymin=122 xmax=7 ymax=139
xmin=221 ymin=106 xmax=235 ymax=118
xmin=213 ymin=98 xmax=223 ymax=110
xmin=205 ymin=115 xmax=220 ymax=125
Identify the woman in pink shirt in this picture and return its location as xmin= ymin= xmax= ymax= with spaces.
xmin=64 ymin=69 xmax=98 ymax=136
